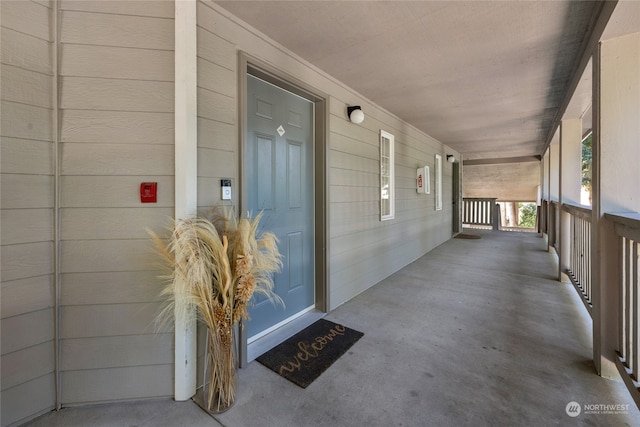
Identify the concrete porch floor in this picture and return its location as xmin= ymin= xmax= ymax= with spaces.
xmin=26 ymin=230 xmax=640 ymax=426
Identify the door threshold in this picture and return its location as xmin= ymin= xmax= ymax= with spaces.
xmin=245 ymin=309 xmax=325 ymax=364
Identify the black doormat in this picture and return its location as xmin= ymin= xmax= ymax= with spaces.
xmin=256 ymin=319 xmax=364 ymax=388
xmin=455 ymin=233 xmax=482 ymax=239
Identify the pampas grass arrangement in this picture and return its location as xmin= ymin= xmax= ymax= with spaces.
xmin=149 ymin=208 xmax=282 ymax=412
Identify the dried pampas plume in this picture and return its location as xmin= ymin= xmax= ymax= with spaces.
xmin=148 ymin=208 xmax=283 ymax=411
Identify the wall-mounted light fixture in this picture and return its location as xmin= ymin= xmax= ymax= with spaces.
xmin=347 ymin=105 xmax=365 ymax=124
xmin=446 ymin=154 xmax=456 ymax=163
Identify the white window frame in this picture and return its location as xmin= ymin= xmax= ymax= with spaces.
xmin=435 ymin=154 xmax=443 ymax=211
xmin=380 ymin=130 xmax=395 ymax=221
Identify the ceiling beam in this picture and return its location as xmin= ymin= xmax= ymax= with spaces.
xmin=463 ymin=156 xmax=541 ymax=166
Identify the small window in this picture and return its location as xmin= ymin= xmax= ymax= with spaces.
xmin=435 ymin=154 xmax=442 ymax=211
xmin=380 ymin=130 xmax=395 ymax=221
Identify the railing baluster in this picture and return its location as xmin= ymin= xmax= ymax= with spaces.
xmin=561 ymin=203 xmax=592 ymax=312
xmin=462 ymin=198 xmax=498 ymax=228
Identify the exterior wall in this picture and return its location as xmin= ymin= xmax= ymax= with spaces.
xmin=2 ymin=0 xmax=456 ymax=418
xmin=56 ymin=1 xmax=175 ymax=405
xmin=1 ymin=1 xmax=56 ymax=425
xmin=197 ymin=1 xmax=456 ymax=311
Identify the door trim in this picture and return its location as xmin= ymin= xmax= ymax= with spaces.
xmin=238 ymin=52 xmax=329 ymax=367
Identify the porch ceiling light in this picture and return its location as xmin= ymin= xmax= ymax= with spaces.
xmin=447 ymin=155 xmax=456 ymax=163
xmin=347 ymin=105 xmax=364 ymax=124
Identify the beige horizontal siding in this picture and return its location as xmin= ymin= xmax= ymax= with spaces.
xmin=0 ymin=209 xmax=53 ymax=245
xmin=1 ymin=276 xmax=54 ymax=319
xmin=1 ymin=0 xmax=51 ymax=41
xmin=61 ymin=175 xmax=175 ymax=207
xmin=2 ymin=64 xmax=54 ymax=108
xmin=60 ymin=207 xmax=173 ymax=240
xmin=60 ymin=364 xmax=172 ymax=404
xmin=1 ymin=374 xmax=56 ymax=426
xmin=61 ymin=44 xmax=174 ymax=82
xmin=60 ymin=303 xmax=165 ymax=339
xmin=1 ymin=101 xmax=53 ymax=141
xmin=60 ymin=334 xmax=173 ymax=370
xmin=1 ymin=308 xmax=54 ymax=355
xmin=197 ymin=117 xmax=235 ymax=151
xmin=55 ymin=2 xmax=175 ymax=406
xmin=60 ymin=0 xmax=174 ymax=19
xmin=60 ymin=271 xmax=165 ymax=306
xmin=1 ymin=242 xmax=54 ymax=282
xmin=60 ymin=239 xmax=156 ymax=273
xmin=1 ymin=137 xmax=53 ymax=175
xmin=197 ymin=87 xmax=235 ymax=123
xmin=1 ymin=174 xmax=54 ymax=209
xmin=60 ymin=77 xmax=174 ymax=113
xmin=61 ymin=143 xmax=173 ymax=176
xmin=0 ymin=2 xmax=56 ymax=423
xmin=1 ymin=341 xmax=55 ymax=390
xmin=60 ymin=10 xmax=173 ymax=50
xmin=61 ymin=109 xmax=174 ymax=145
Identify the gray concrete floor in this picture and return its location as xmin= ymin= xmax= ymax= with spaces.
xmin=26 ymin=230 xmax=640 ymax=427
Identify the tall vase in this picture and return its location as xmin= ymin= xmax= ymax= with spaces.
xmin=202 ymin=323 xmax=237 ymax=413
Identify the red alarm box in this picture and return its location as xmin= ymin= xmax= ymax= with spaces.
xmin=140 ymin=182 xmax=157 ymax=203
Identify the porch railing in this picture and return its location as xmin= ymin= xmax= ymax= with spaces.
xmin=462 ymin=198 xmax=497 ymax=229
xmin=563 ymin=203 xmax=593 ymax=314
xmin=608 ymin=213 xmax=640 ymax=401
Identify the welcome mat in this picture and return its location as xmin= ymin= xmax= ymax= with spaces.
xmin=256 ymin=319 xmax=364 ymax=388
xmin=455 ymin=233 xmax=482 ymax=239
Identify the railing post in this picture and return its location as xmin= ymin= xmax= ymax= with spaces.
xmin=560 ymin=207 xmax=572 ymax=280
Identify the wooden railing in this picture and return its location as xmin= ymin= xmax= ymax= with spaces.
xmin=563 ymin=203 xmax=593 ymax=314
xmin=462 ymin=198 xmax=497 ymax=229
xmin=608 ymin=213 xmax=640 ymax=398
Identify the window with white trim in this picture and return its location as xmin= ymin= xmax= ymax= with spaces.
xmin=380 ymin=130 xmax=395 ymax=220
xmin=435 ymin=154 xmax=442 ymax=211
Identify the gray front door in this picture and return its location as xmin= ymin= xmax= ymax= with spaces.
xmin=246 ymin=74 xmax=315 ymax=338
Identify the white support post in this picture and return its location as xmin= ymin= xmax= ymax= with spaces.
xmin=593 ymin=33 xmax=640 ymax=378
xmin=559 ymin=118 xmax=582 ymax=279
xmin=174 ymin=0 xmax=198 ymax=401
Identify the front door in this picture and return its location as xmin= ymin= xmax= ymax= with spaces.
xmin=452 ymin=161 xmax=461 ymax=234
xmin=246 ymin=74 xmax=315 ymax=338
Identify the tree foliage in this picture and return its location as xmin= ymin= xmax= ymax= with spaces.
xmin=582 ymin=134 xmax=592 ymax=193
xmin=519 ymin=203 xmax=537 ymax=228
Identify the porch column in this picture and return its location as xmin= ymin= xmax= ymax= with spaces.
xmin=174 ymin=0 xmax=198 ymax=400
xmin=592 ymin=33 xmax=640 ymax=378
xmin=559 ymin=118 xmax=582 ymax=280
xmin=549 ymin=137 xmax=560 ymax=251
xmin=542 ymin=149 xmax=550 ymax=247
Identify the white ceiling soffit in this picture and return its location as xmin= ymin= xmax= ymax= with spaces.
xmin=215 ymin=0 xmax=610 ymax=162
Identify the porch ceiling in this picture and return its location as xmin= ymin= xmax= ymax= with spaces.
xmin=215 ymin=0 xmax=607 ymax=162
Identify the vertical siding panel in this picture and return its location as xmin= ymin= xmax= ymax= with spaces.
xmin=56 ymin=1 xmax=175 ymax=406
xmin=0 ymin=1 xmax=56 ymax=423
